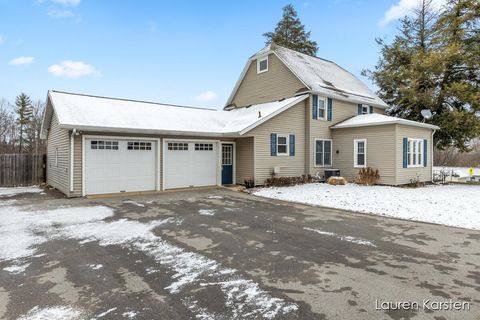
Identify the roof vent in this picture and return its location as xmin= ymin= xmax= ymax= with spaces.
xmin=258 ymin=111 xmax=262 ymax=118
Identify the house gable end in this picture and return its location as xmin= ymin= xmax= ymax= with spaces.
xmin=227 ymin=52 xmax=308 ymax=108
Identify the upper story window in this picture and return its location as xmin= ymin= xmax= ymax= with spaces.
xmin=257 ymin=56 xmax=268 ymax=74
xmin=318 ymin=97 xmax=327 ymax=119
xmin=362 ymin=105 xmax=369 ymax=115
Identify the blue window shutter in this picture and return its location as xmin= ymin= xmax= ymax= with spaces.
xmin=358 ymin=104 xmax=363 ymax=115
xmin=271 ymin=133 xmax=277 ymax=156
xmin=403 ymin=138 xmax=408 ymax=168
xmin=327 ymin=98 xmax=333 ymax=121
xmin=289 ymin=134 xmax=295 ymax=156
xmin=312 ymin=95 xmax=318 ymax=119
xmin=369 ymin=105 xmax=374 ymax=114
xmin=423 ymin=139 xmax=428 ymax=167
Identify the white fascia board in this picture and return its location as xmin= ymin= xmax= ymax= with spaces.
xmin=58 ymin=124 xmax=241 ymax=138
xmin=331 ymin=120 xmax=439 ymax=130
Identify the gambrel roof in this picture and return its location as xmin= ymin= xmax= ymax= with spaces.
xmin=226 ymin=43 xmax=388 ymax=109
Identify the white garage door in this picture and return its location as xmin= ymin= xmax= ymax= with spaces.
xmin=164 ymin=141 xmax=218 ymax=189
xmin=85 ymin=139 xmax=157 ymax=195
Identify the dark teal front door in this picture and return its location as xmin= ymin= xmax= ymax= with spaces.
xmin=222 ymin=144 xmax=233 ymax=185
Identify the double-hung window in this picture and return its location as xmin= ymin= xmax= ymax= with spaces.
xmin=318 ymin=97 xmax=327 ymax=119
xmin=277 ymin=134 xmax=289 ymax=156
xmin=315 ymin=139 xmax=332 ymax=166
xmin=354 ymin=139 xmax=367 ymax=168
xmin=408 ymin=138 xmax=423 ymax=167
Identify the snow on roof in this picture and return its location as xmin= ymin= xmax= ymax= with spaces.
xmin=233 ymin=44 xmax=388 ymax=108
xmin=331 ymin=113 xmax=439 ymax=130
xmin=47 ymin=91 xmax=308 ymax=136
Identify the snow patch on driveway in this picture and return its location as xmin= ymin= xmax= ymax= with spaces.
xmin=199 ymin=209 xmax=215 ymax=216
xmin=254 ymin=183 xmax=480 ymax=230
xmin=303 ymin=227 xmax=376 ymax=247
xmin=17 ymin=306 xmax=83 ymax=320
xmin=0 ymin=206 xmax=114 ymax=262
xmin=0 ymin=187 xmax=43 ymax=197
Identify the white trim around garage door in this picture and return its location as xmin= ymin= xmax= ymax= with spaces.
xmin=82 ymin=135 xmax=161 ymax=196
xmin=162 ymin=138 xmax=222 ymax=190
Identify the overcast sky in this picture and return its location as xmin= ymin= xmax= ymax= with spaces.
xmin=0 ymin=0 xmax=444 ymax=109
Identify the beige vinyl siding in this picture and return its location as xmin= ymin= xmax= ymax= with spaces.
xmin=231 ymin=53 xmax=307 ymax=107
xmin=373 ymin=107 xmax=386 ymax=114
xmin=235 ymin=137 xmax=254 ymax=184
xmin=331 ymin=124 xmax=396 ymax=185
xmin=308 ymin=96 xmax=369 ymax=176
xmin=46 ymin=113 xmax=70 ymax=195
xmin=71 ymin=132 xmax=234 ymax=197
xmin=395 ymin=125 xmax=433 ymax=185
xmin=245 ymin=101 xmax=306 ymax=184
xmin=70 ymin=134 xmax=83 ymax=197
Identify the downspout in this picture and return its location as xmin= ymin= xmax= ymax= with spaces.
xmin=431 ymin=129 xmax=436 ymax=182
xmin=70 ymin=129 xmax=77 ymax=193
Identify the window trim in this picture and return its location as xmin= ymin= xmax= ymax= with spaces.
xmin=55 ymin=147 xmax=58 ymax=167
xmin=276 ymin=134 xmax=289 ymax=156
xmin=257 ymin=56 xmax=268 ymax=74
xmin=314 ymin=138 xmax=333 ymax=167
xmin=407 ymin=138 xmax=424 ymax=168
xmin=354 ymin=139 xmax=367 ymax=168
xmin=317 ymin=96 xmax=327 ymax=120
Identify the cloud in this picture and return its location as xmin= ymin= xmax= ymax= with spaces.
xmin=51 ymin=0 xmax=80 ymax=6
xmin=9 ymin=56 xmax=34 ymax=66
xmin=195 ymin=91 xmax=218 ymax=102
xmin=47 ymin=8 xmax=74 ymax=18
xmin=380 ymin=0 xmax=446 ymax=25
xmin=48 ymin=60 xmax=101 ymax=78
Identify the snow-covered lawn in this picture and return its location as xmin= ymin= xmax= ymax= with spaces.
xmin=254 ymin=183 xmax=480 ymax=230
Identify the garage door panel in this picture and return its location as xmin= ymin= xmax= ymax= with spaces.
xmin=85 ymin=138 xmax=156 ymax=195
xmin=164 ymin=141 xmax=218 ymax=189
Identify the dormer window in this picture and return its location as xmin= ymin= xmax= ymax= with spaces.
xmin=257 ymin=56 xmax=268 ymax=74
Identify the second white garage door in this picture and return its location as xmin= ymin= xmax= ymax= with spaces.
xmin=164 ymin=141 xmax=218 ymax=189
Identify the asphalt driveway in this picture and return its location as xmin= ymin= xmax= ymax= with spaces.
xmin=0 ymin=187 xmax=479 ymax=319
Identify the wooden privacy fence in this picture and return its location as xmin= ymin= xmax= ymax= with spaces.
xmin=0 ymin=154 xmax=46 ymax=187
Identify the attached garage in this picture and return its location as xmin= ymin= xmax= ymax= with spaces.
xmin=163 ymin=140 xmax=219 ymax=189
xmin=41 ymin=91 xmax=308 ymax=197
xmin=84 ymin=137 xmax=159 ymax=195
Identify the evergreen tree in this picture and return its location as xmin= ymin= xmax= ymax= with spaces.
xmin=364 ymin=0 xmax=480 ymax=151
xmin=429 ymin=0 xmax=480 ymax=151
xmin=264 ymin=4 xmax=318 ymax=56
xmin=15 ymin=93 xmax=33 ymax=153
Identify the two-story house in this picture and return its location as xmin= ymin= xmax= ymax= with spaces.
xmin=40 ymin=43 xmax=438 ymax=197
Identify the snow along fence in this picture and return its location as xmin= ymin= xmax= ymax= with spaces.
xmin=0 ymin=154 xmax=46 ymax=187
